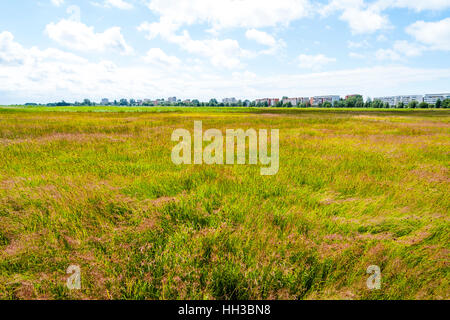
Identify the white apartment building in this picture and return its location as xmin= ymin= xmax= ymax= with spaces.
xmin=374 ymin=95 xmax=422 ymax=106
xmin=255 ymin=98 xmax=279 ymax=106
xmin=101 ymin=98 xmax=109 ymax=105
xmin=397 ymin=95 xmax=422 ymax=105
xmin=282 ymin=97 xmax=299 ymax=105
xmin=374 ymin=96 xmax=396 ymax=106
xmin=281 ymin=97 xmax=310 ymax=106
xmin=424 ymin=94 xmax=450 ymax=104
xmin=311 ymin=95 xmax=340 ymax=105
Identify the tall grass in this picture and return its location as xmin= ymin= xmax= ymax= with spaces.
xmin=0 ymin=108 xmax=448 ymax=299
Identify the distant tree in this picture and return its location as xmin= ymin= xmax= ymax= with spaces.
xmin=384 ymin=102 xmax=390 ymax=108
xmin=435 ymin=99 xmax=442 ymax=109
xmin=275 ymin=100 xmax=283 ymax=108
xmin=442 ymin=99 xmax=450 ymax=109
xmin=119 ymin=99 xmax=129 ymax=106
xmin=323 ymin=101 xmax=332 ymax=108
xmin=407 ymin=100 xmax=418 ymax=108
xmin=418 ymin=102 xmax=429 ymax=109
xmin=371 ymin=100 xmax=383 ymax=108
xmin=396 ymin=101 xmax=404 ymax=109
xmin=345 ymin=95 xmax=363 ymax=108
xmin=56 ymin=100 xmax=71 ymax=106
xmin=83 ymin=99 xmax=91 ymax=106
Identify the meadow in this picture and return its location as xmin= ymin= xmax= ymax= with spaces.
xmin=0 ymin=106 xmax=448 ymax=299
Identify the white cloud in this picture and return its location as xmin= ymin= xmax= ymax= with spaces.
xmin=349 ymin=52 xmax=365 ymax=59
xmin=347 ymin=40 xmax=370 ymax=49
xmin=372 ymin=0 xmax=450 ymax=12
xmin=393 ymin=40 xmax=423 ymax=57
xmin=340 ymin=7 xmax=389 ymax=34
xmin=319 ymin=0 xmax=390 ymax=34
xmin=0 ymin=32 xmax=26 ymax=65
xmin=375 ymin=40 xmax=424 ymax=61
xmin=375 ymin=48 xmax=401 ymax=61
xmin=406 ymin=18 xmax=450 ymax=51
xmin=297 ymin=54 xmax=336 ymax=70
xmin=45 ymin=19 xmax=133 ymax=54
xmin=245 ymin=29 xmax=285 ymax=55
xmin=245 ymin=29 xmax=277 ymax=47
xmin=0 ymin=31 xmax=87 ymax=66
xmin=93 ymin=0 xmax=134 ymax=10
xmin=138 ymin=23 xmax=251 ymax=69
xmin=143 ymin=48 xmax=181 ymax=67
xmin=51 ymin=0 xmax=64 ymax=6
xmin=377 ymin=34 xmax=388 ymax=42
xmin=145 ymin=0 xmax=311 ymax=31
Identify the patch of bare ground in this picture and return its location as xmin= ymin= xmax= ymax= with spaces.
xmin=137 ymin=215 xmax=159 ymax=232
xmin=410 ymin=165 xmax=449 ymax=184
xmin=0 ymin=133 xmax=133 ymax=145
xmin=0 ymin=177 xmax=29 ymax=189
xmin=318 ymin=240 xmax=352 ymax=258
xmin=396 ymin=229 xmax=431 ymax=245
xmin=320 ymin=192 xmax=370 ymax=205
xmin=258 ymin=113 xmax=282 ymax=117
xmin=1 ymin=232 xmax=43 ymax=257
xmin=307 ymin=288 xmax=357 ymax=300
xmin=151 ymin=196 xmax=178 ymax=207
xmin=14 ymin=281 xmax=35 ymax=299
xmin=397 ymin=121 xmax=450 ymax=129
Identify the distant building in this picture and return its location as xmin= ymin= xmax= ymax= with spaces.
xmin=424 ymin=93 xmax=450 ymax=105
xmin=282 ymin=97 xmax=310 ymax=106
xmin=282 ymin=97 xmax=298 ymax=105
xmin=374 ymin=96 xmax=396 ymax=106
xmin=222 ymin=97 xmax=237 ymax=104
xmin=310 ymin=95 xmax=340 ymax=106
xmin=345 ymin=94 xmax=361 ymax=100
xmin=101 ymin=98 xmax=109 ymax=105
xmin=398 ymin=95 xmax=423 ymax=105
xmin=255 ymin=98 xmax=279 ymax=106
xmin=168 ymin=97 xmax=177 ymax=103
xmin=374 ymin=95 xmax=422 ymax=106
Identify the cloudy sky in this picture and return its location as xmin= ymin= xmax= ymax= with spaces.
xmin=0 ymin=0 xmax=449 ymax=104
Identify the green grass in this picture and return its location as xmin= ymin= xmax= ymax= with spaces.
xmin=0 ymin=107 xmax=448 ymax=299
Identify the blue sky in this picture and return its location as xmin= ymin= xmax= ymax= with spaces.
xmin=0 ymin=0 xmax=449 ymax=104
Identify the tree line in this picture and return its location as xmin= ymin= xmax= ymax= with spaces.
xmin=35 ymin=95 xmax=449 ymax=108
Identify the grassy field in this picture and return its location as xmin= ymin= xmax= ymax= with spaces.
xmin=0 ymin=107 xmax=448 ymax=299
